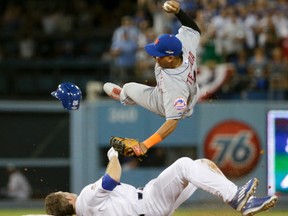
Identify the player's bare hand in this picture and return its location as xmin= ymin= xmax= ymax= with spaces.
xmin=162 ymin=1 xmax=180 ymax=14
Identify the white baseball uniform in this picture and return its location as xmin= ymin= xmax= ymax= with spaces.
xmin=120 ymin=25 xmax=200 ymax=120
xmin=75 ymin=157 xmax=237 ymax=216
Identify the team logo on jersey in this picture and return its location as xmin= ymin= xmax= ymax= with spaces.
xmin=174 ymin=97 xmax=187 ymax=110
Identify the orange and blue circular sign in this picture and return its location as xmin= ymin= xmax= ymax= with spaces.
xmin=204 ymin=120 xmax=261 ymax=178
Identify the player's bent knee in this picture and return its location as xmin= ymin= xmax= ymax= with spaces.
xmin=122 ymin=82 xmax=137 ymax=91
xmin=195 ymin=158 xmax=224 ymax=175
xmin=121 ymin=83 xmax=137 ymax=105
xmin=175 ymin=157 xmax=195 ymax=167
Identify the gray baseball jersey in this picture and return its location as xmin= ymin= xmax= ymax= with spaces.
xmin=120 ymin=26 xmax=200 ymax=120
xmin=75 ymin=158 xmax=237 ymax=216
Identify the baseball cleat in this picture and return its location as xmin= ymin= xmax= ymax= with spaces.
xmin=241 ymin=195 xmax=278 ymax=216
xmin=229 ymin=178 xmax=259 ymax=211
xmin=103 ymin=82 xmax=122 ymax=101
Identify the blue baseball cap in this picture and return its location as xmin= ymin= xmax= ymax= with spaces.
xmin=144 ymin=34 xmax=182 ymax=57
xmin=51 ymin=82 xmax=82 ymax=110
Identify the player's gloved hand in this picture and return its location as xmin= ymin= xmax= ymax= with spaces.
xmin=110 ymin=136 xmax=147 ymax=161
xmin=107 ymin=147 xmax=119 ymax=161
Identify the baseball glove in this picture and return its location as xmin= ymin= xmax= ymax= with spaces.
xmin=110 ymin=136 xmax=146 ymax=160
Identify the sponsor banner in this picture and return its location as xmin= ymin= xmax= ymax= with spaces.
xmin=204 ymin=120 xmax=261 ymax=178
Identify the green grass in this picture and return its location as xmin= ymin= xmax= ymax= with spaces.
xmin=0 ymin=208 xmax=286 ymax=216
xmin=174 ymin=208 xmax=287 ymax=216
xmin=0 ymin=209 xmax=45 ymax=216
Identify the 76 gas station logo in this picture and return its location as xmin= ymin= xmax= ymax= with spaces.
xmin=204 ymin=120 xmax=261 ymax=178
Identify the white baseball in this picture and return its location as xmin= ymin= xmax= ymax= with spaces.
xmin=163 ymin=2 xmax=170 ymax=11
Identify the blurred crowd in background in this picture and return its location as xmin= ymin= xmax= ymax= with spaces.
xmin=0 ymin=0 xmax=287 ymax=199
xmin=0 ymin=0 xmax=288 ymax=100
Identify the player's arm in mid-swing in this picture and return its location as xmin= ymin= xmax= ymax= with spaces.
xmin=139 ymin=1 xmax=201 ymax=154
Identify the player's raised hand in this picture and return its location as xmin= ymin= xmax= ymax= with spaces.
xmin=162 ymin=1 xmax=180 ymax=14
xmin=107 ymin=147 xmax=119 ymax=161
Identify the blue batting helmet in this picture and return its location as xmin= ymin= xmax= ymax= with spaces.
xmin=51 ymin=82 xmax=82 ymax=110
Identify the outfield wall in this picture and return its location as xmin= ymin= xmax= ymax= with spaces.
xmin=71 ymin=99 xmax=288 ymax=202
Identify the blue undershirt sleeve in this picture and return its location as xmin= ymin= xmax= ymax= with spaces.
xmin=175 ymin=9 xmax=201 ymax=34
xmin=101 ymin=174 xmax=120 ymax=191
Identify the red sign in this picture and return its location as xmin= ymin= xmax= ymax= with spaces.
xmin=204 ymin=120 xmax=261 ymax=178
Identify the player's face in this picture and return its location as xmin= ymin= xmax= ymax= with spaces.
xmin=155 ymin=56 xmax=174 ymax=68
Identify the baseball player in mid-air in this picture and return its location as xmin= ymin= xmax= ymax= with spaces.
xmin=104 ymin=1 xmax=201 ymax=157
xmin=45 ymin=147 xmax=277 ymax=216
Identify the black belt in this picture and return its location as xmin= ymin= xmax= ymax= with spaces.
xmin=137 ymin=187 xmax=144 ymax=200
xmin=138 ymin=192 xmax=143 ymax=200
xmin=137 ymin=187 xmax=144 ymax=216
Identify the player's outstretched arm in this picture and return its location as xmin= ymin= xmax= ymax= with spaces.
xmin=109 ymin=119 xmax=178 ymax=157
xmin=163 ymin=0 xmax=201 ymax=34
xmin=106 ymin=148 xmax=121 ymax=182
xmin=140 ymin=119 xmax=179 ymax=153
